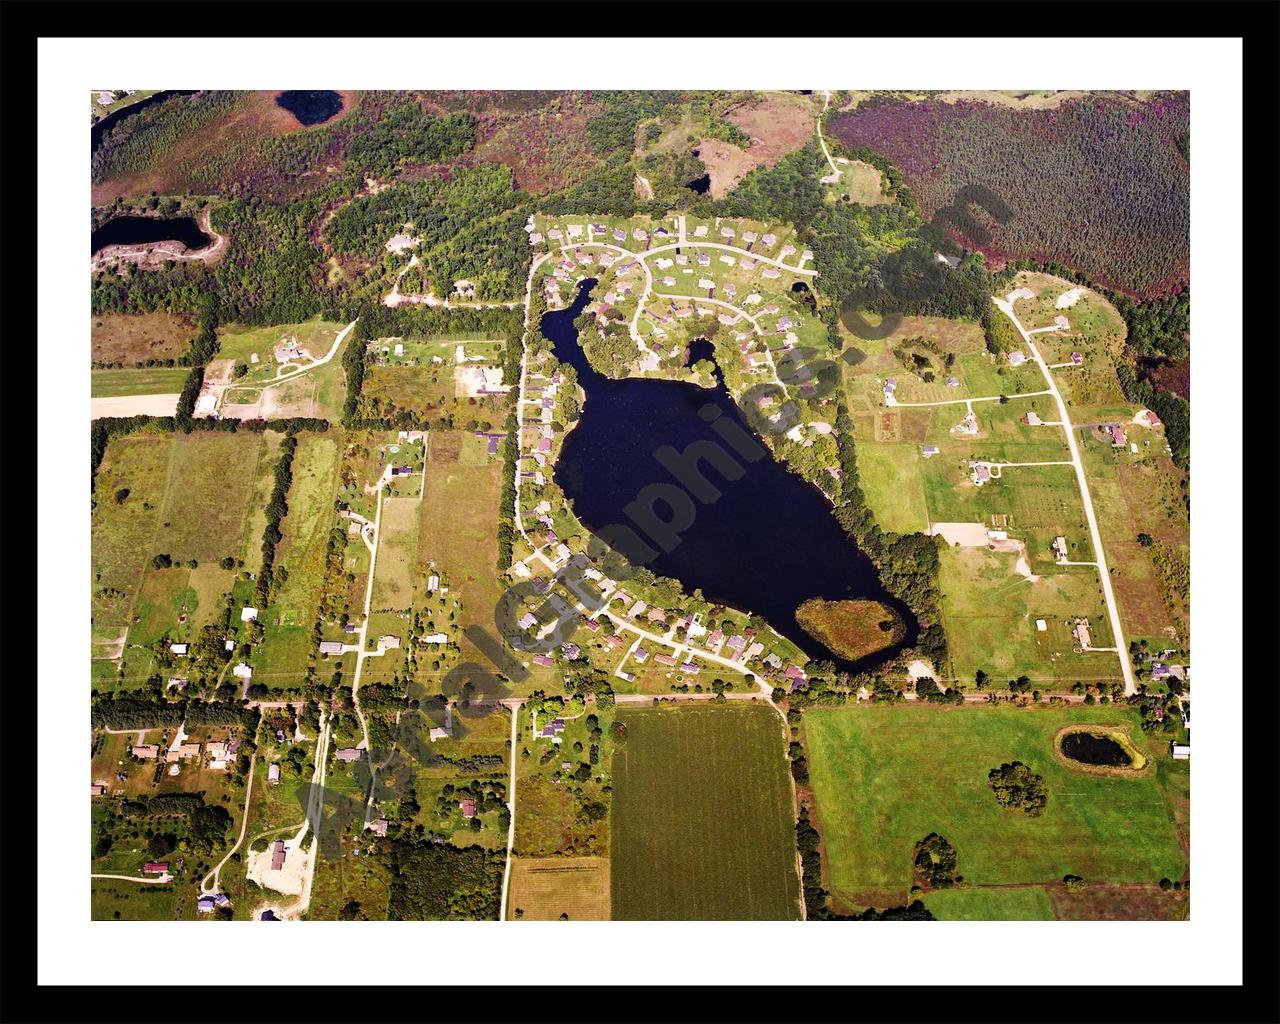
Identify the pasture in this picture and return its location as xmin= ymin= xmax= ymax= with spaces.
xmin=508 ymin=857 xmax=611 ymax=921
xmin=610 ymin=703 xmax=800 ymax=920
xmin=157 ymin=431 xmax=266 ymax=562
xmin=803 ymin=704 xmax=1186 ymax=910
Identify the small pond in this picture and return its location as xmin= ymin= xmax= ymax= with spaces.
xmin=91 ymin=215 xmax=210 ymax=255
xmin=276 ymin=91 xmax=343 ymax=126
xmin=684 ymin=337 xmax=716 ymax=369
xmin=687 ymin=173 xmax=711 ymax=195
xmin=1060 ymin=731 xmax=1133 ymax=768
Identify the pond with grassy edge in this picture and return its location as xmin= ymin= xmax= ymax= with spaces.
xmin=1054 ymin=724 xmax=1149 ymax=776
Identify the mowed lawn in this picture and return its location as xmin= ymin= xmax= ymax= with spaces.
xmin=610 ymin=704 xmax=800 ymax=920
xmin=508 ymin=857 xmax=611 ymax=921
xmin=804 ymin=705 xmax=1186 ymax=908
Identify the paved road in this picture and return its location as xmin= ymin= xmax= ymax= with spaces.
xmin=992 ymin=297 xmax=1135 ymax=695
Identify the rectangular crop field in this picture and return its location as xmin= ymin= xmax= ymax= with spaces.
xmin=804 ymin=704 xmax=1186 ymax=910
xmin=610 ymin=703 xmax=800 ymax=920
xmin=272 ymin=434 xmax=340 ymax=625
xmin=852 ymin=442 xmax=929 ymax=534
xmin=508 ymin=857 xmax=611 ymax=921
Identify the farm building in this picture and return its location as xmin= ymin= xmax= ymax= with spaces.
xmin=268 ymin=763 xmax=281 ymax=784
xmin=270 ymin=841 xmax=287 ymax=871
xmin=318 ymin=640 xmax=345 ymax=655
xmin=131 ymin=744 xmax=159 ymax=759
xmin=335 ymin=748 xmax=363 ymax=762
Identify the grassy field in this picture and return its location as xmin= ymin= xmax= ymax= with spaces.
xmin=371 ymin=497 xmax=420 ymax=611
xmin=416 ymin=432 xmax=504 ymax=685
xmin=91 ymin=367 xmax=191 ymax=397
xmin=852 ymin=441 xmax=929 ymax=534
xmin=91 ymin=879 xmax=186 ymax=921
xmin=92 ymin=433 xmax=173 ymax=625
xmin=91 ymin=311 xmax=194 ymax=365
xmin=827 ymin=160 xmax=891 ymax=205
xmin=157 ymin=431 xmax=266 ymax=563
xmin=508 ymin=857 xmax=611 ymax=921
xmin=920 ymin=885 xmax=1055 ymax=921
xmin=938 ymin=545 xmax=1119 ymax=683
xmin=272 ymin=434 xmax=340 ymax=625
xmin=361 ymin=366 xmax=454 ymax=418
xmin=251 ymin=434 xmax=339 ymax=685
xmin=610 ymin=703 xmax=800 ymax=920
xmin=804 ymin=704 xmax=1186 ymax=910
xmin=1079 ymin=431 xmax=1187 ymax=644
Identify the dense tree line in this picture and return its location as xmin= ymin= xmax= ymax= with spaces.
xmin=90 ymin=693 xmax=184 ymax=730
xmin=386 ymin=837 xmax=503 ymax=920
xmin=91 ymin=261 xmax=215 ymax=317
xmin=585 ymin=90 xmax=681 ymax=155
xmin=256 ymin=434 xmax=299 ymax=607
xmin=326 ymin=164 xmax=532 ymax=300
xmin=345 ymin=106 xmax=477 ymax=176
xmin=496 ymin=412 xmax=519 ymax=570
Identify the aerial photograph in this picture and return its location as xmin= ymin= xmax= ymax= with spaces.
xmin=86 ymin=86 xmax=1191 ymax=924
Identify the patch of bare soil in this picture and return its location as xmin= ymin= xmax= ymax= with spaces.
xmin=726 ymin=93 xmax=816 ymax=164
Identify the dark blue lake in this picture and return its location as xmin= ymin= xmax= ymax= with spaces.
xmin=91 ymin=215 xmax=210 ymax=255
xmin=543 ymin=280 xmax=917 ymax=671
xmin=276 ymin=91 xmax=343 ymax=126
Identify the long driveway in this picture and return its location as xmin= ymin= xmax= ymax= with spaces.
xmin=992 ymin=298 xmax=1135 ymax=695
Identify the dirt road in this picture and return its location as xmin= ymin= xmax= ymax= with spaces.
xmin=91 ymin=393 xmax=180 ymax=419
xmin=992 ymin=297 xmax=1135 ymax=695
